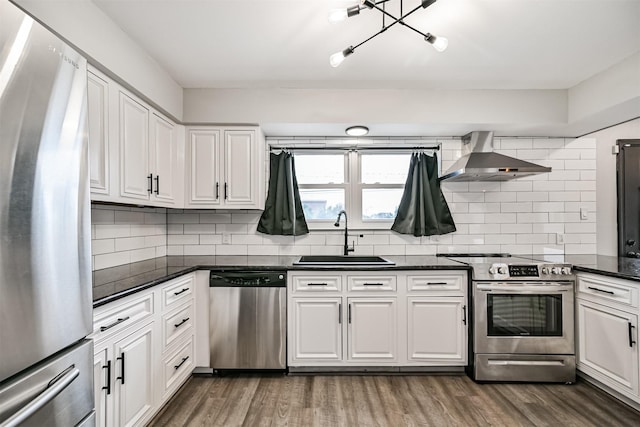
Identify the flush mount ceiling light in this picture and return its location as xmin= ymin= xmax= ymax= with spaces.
xmin=329 ymin=0 xmax=448 ymax=67
xmin=345 ymin=125 xmax=369 ymax=136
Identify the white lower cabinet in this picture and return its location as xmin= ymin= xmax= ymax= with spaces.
xmin=576 ymin=272 xmax=640 ymax=407
xmin=291 ymin=298 xmax=342 ymax=362
xmin=288 ymin=270 xmax=468 ymax=368
xmin=114 ymin=323 xmax=155 ymax=427
xmin=348 ymin=298 xmax=397 ymax=362
xmin=91 ymin=273 xmax=196 ymax=427
xmin=407 ymin=297 xmax=466 ymax=364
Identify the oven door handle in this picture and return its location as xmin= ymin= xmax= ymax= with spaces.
xmin=476 ymin=284 xmax=572 ymax=292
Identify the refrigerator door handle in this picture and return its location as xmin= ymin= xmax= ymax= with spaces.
xmin=0 ymin=366 xmax=79 ymax=427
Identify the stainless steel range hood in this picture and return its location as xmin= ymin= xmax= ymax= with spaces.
xmin=439 ymin=131 xmax=551 ymax=182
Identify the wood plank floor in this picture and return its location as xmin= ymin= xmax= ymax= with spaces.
xmin=150 ymin=374 xmax=640 ymax=426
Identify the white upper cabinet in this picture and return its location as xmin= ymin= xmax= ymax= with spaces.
xmin=87 ymin=68 xmax=110 ymax=195
xmin=88 ymin=67 xmax=184 ymax=207
xmin=186 ymin=126 xmax=265 ymax=209
xmin=119 ymin=92 xmax=150 ymax=201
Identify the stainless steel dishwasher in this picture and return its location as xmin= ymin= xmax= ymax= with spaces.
xmin=209 ymin=270 xmax=286 ymax=371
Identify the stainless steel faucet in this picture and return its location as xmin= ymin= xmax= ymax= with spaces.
xmin=334 ymin=210 xmax=355 ymax=256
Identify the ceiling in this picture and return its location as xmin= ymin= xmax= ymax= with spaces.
xmin=92 ymin=0 xmax=640 ymax=91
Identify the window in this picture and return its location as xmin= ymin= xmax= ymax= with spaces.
xmin=292 ymin=148 xmax=437 ymax=230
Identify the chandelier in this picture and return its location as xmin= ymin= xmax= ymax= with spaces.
xmin=328 ymin=0 xmax=448 ymax=67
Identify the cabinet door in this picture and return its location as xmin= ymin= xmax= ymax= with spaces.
xmin=187 ymin=129 xmax=221 ymax=206
xmin=223 ymin=129 xmax=259 ymax=207
xmin=149 ymin=113 xmax=177 ymax=205
xmin=407 ymin=297 xmax=467 ymax=364
xmin=347 ymin=298 xmax=397 ymax=362
xmin=93 ymin=347 xmax=111 ymax=427
xmin=87 ymin=71 xmax=110 ymax=195
xmin=119 ymin=92 xmax=150 ymax=201
xmin=577 ymin=299 xmax=639 ymax=398
xmin=114 ymin=322 xmax=155 ymax=427
xmin=290 ymin=298 xmax=342 ymax=362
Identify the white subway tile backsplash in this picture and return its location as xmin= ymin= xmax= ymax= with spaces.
xmin=168 ymin=234 xmax=199 ymax=245
xmin=200 ymin=234 xmax=223 ymax=245
xmin=114 ymin=210 xmax=145 ymax=224
xmin=95 ymin=224 xmax=130 ymax=239
xmin=114 ymin=236 xmax=146 ymax=252
xmin=183 ymin=223 xmax=216 ymax=234
xmin=92 ymin=239 xmax=115 ymax=255
xmin=91 ymin=208 xmax=114 ymax=224
xmin=184 ymin=245 xmax=216 ymax=256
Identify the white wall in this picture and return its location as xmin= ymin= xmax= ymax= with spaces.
xmin=183 ymin=88 xmax=568 ymax=137
xmin=591 ymin=118 xmax=640 ymax=256
xmin=12 ymin=0 xmax=183 ymax=120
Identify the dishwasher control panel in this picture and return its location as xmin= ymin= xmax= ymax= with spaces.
xmin=210 ymin=271 xmax=286 ymax=287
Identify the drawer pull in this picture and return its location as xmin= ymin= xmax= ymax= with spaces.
xmin=307 ymin=283 xmax=328 ymax=286
xmin=426 ymin=282 xmax=448 ymax=285
xmin=100 ymin=316 xmax=130 ymax=332
xmin=173 ymin=287 xmax=190 ymax=296
xmin=174 ymin=317 xmax=190 ymax=328
xmin=363 ymin=282 xmax=384 ymax=286
xmin=174 ymin=356 xmax=189 ymax=370
xmin=587 ymin=286 xmax=614 ymax=295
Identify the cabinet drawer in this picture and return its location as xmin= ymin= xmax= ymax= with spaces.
xmin=348 ymin=275 xmax=397 ymax=292
xmin=162 ymin=303 xmax=194 ymax=350
xmin=407 ymin=273 xmax=466 ymax=294
xmin=291 ymin=275 xmax=342 ymax=293
xmin=162 ymin=274 xmax=194 ymax=311
xmin=577 ymin=274 xmax=638 ymax=308
xmin=162 ymin=337 xmax=194 ymax=397
xmin=92 ymin=292 xmax=154 ymax=340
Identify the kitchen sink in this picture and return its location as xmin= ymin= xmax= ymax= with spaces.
xmin=293 ymin=255 xmax=395 ymax=266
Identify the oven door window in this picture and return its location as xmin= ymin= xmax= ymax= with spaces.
xmin=487 ymin=294 xmax=563 ymax=336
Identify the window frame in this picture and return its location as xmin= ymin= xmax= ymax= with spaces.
xmin=286 ymin=146 xmax=440 ymax=230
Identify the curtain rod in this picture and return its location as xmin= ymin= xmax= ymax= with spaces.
xmin=269 ymin=145 xmax=440 ymax=152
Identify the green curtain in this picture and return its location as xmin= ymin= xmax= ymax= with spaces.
xmin=391 ymin=152 xmax=456 ymax=237
xmin=257 ymin=152 xmax=309 ymax=236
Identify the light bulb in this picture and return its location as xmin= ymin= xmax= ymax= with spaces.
xmin=425 ymin=33 xmax=448 ymax=52
xmin=329 ymin=47 xmax=354 ymax=68
xmin=330 ymin=51 xmax=346 ymax=67
xmin=328 ymin=8 xmax=348 ymax=23
xmin=432 ymin=36 xmax=448 ymax=52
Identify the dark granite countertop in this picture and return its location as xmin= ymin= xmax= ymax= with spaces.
xmin=92 ymin=255 xmax=469 ymax=307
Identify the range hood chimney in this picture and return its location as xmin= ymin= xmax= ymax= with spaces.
xmin=439 ymin=131 xmax=551 ymax=182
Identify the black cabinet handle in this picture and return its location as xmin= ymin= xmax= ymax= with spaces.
xmin=629 ymin=323 xmax=636 ymax=348
xmin=116 ymin=352 xmax=125 ymax=385
xmin=588 ymin=286 xmax=614 ymax=295
xmin=462 ymin=305 xmax=467 ymax=325
xmin=215 ymin=182 xmax=220 ymax=199
xmin=338 ymin=303 xmax=342 ymax=324
xmin=363 ymin=283 xmax=384 ymax=286
xmin=147 ymin=174 xmax=153 ymax=194
xmin=174 ymin=288 xmax=189 ymax=296
xmin=100 ymin=316 xmax=130 ymax=332
xmin=154 ymin=175 xmax=160 ymax=195
xmin=307 ymin=283 xmax=328 ymax=286
xmin=174 ymin=317 xmax=190 ymax=328
xmin=224 ymin=182 xmax=228 ymax=200
xmin=348 ymin=304 xmax=352 ymax=324
xmin=427 ymin=282 xmax=448 ymax=285
xmin=102 ymin=360 xmax=111 ymax=395
xmin=174 ymin=356 xmax=189 ymax=370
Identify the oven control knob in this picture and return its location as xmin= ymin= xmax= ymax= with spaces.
xmin=541 ymin=267 xmax=550 ymax=274
xmin=498 ymin=266 xmax=507 ymax=275
xmin=489 ymin=266 xmax=498 ymax=274
xmin=562 ymin=267 xmax=571 ymax=275
xmin=551 ymin=267 xmax=561 ymax=275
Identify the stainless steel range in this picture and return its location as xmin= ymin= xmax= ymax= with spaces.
xmin=447 ymin=254 xmax=576 ymax=383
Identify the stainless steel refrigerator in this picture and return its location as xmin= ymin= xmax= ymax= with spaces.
xmin=0 ymin=1 xmax=94 ymax=425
